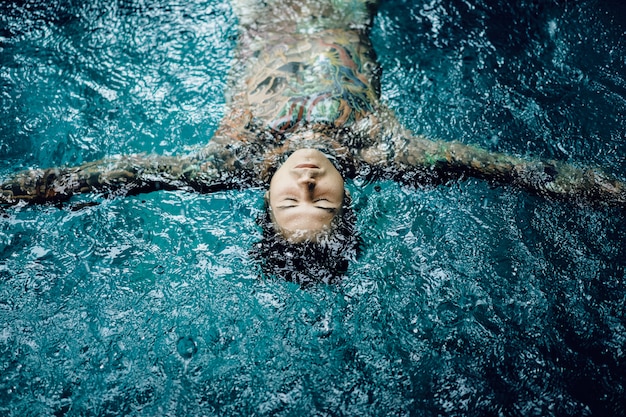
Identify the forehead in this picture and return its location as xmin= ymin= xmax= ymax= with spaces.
xmin=270 ymin=204 xmax=339 ymax=242
xmin=273 ymin=204 xmax=335 ymax=229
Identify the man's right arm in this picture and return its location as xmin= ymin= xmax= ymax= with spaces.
xmin=357 ymin=107 xmax=626 ymax=207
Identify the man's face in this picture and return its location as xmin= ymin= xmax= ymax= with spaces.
xmin=268 ymin=148 xmax=345 ymax=242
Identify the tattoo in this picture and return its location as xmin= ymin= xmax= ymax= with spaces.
xmin=0 ymin=148 xmax=251 ymax=206
xmin=245 ymin=31 xmax=379 ymax=133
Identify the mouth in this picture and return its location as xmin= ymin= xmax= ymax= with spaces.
xmin=294 ymin=164 xmax=320 ymax=169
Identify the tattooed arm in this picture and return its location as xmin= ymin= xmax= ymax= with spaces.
xmin=358 ymin=108 xmax=626 ymax=206
xmin=0 ymin=140 xmax=256 ymax=207
xmin=401 ymin=137 xmax=626 ymax=206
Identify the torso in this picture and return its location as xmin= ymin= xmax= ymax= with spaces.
xmin=242 ymin=30 xmax=380 ymax=134
xmin=209 ymin=2 xmax=392 ymax=180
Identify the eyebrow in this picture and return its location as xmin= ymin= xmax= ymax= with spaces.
xmin=278 ymin=196 xmax=338 ymax=205
xmin=276 ymin=203 xmax=338 ymax=213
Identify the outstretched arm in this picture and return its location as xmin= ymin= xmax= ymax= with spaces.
xmin=403 ymin=136 xmax=625 ymax=206
xmin=360 ymin=110 xmax=626 ymax=207
xmin=0 ymin=140 xmax=253 ymax=207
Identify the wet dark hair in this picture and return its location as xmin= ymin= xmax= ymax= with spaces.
xmin=251 ymin=133 xmax=362 ymax=286
xmin=252 ymin=192 xmax=360 ymax=286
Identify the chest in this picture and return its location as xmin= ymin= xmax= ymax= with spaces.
xmin=244 ymin=31 xmax=380 ymax=133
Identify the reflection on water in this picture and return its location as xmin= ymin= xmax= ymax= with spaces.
xmin=1 ymin=0 xmax=626 ymax=416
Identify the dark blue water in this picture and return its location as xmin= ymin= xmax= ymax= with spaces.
xmin=1 ymin=0 xmax=625 ymax=416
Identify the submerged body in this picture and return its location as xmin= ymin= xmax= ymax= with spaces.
xmin=1 ymin=1 xmax=625 ymax=415
xmin=1 ymin=0 xmax=625 ymax=227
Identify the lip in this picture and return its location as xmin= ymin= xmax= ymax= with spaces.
xmin=294 ymin=164 xmax=320 ymax=169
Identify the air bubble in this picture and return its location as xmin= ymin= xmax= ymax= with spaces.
xmin=176 ymin=336 xmax=198 ymax=359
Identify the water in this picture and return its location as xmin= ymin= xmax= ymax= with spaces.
xmin=1 ymin=0 xmax=626 ymax=416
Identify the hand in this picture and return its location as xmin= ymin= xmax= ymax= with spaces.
xmin=514 ymin=160 xmax=626 ymax=206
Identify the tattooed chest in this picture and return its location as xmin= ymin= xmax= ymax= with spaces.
xmin=245 ymin=33 xmax=379 ymax=133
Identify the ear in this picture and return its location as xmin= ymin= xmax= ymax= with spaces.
xmin=343 ymin=189 xmax=352 ymax=207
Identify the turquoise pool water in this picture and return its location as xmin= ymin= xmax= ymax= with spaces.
xmin=1 ymin=0 xmax=625 ymax=415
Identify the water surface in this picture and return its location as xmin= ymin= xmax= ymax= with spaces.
xmin=1 ymin=0 xmax=625 ymax=415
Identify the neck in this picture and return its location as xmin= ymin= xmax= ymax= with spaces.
xmin=259 ymin=130 xmax=355 ymax=184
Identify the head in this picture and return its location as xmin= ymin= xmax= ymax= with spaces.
xmin=254 ymin=147 xmax=360 ymax=286
xmin=267 ymin=148 xmax=345 ymax=242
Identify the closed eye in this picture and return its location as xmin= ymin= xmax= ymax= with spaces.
xmin=316 ymin=207 xmax=338 ymax=214
xmin=277 ymin=198 xmax=298 ymax=207
xmin=276 ymin=198 xmax=338 ymax=212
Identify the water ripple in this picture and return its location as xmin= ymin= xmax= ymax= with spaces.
xmin=2 ymin=1 xmax=626 ymax=416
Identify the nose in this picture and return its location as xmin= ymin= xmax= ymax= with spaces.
xmin=298 ymin=175 xmax=316 ymax=189
xmin=296 ymin=170 xmax=317 ymax=190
